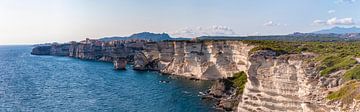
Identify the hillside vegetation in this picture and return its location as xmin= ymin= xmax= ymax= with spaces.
xmin=229 ymin=71 xmax=247 ymax=94
xmin=243 ymin=40 xmax=360 ymax=79
xmin=326 ymin=81 xmax=360 ymax=105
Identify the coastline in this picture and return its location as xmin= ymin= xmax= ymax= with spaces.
xmin=31 ymin=38 xmax=360 ymax=111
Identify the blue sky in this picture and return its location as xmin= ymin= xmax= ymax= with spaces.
xmin=0 ymin=0 xmax=359 ymax=44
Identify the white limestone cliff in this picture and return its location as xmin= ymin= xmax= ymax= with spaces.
xmin=134 ymin=41 xmax=358 ymax=111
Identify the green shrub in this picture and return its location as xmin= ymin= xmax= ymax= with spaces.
xmin=326 ymin=81 xmax=360 ymax=104
xmin=343 ymin=65 xmax=360 ymax=81
xmin=230 ymin=71 xmax=248 ymax=94
xmin=319 ymin=56 xmax=357 ymax=76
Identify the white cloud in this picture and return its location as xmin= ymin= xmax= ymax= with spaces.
xmin=328 ymin=18 xmax=355 ymax=25
xmin=170 ymin=25 xmax=238 ymax=38
xmin=328 ymin=10 xmax=336 ymax=14
xmin=313 ymin=20 xmax=327 ymax=25
xmin=336 ymin=0 xmax=356 ymax=4
xmin=313 ymin=17 xmax=355 ymax=25
xmin=264 ymin=21 xmax=278 ymax=26
xmin=263 ymin=21 xmax=286 ymax=27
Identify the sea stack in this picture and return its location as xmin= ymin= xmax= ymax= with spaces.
xmin=113 ymin=58 xmax=127 ymax=70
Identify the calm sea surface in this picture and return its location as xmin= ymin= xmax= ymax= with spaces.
xmin=0 ymin=45 xmax=216 ymax=112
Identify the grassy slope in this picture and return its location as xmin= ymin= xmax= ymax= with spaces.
xmin=326 ymin=81 xmax=360 ymax=105
xmin=344 ymin=65 xmax=360 ymax=81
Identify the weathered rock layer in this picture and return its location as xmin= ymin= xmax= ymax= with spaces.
xmin=132 ymin=41 xmax=254 ymax=80
xmin=237 ymin=51 xmax=322 ymax=112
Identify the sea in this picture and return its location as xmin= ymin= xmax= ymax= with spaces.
xmin=0 ymin=45 xmax=216 ymax=112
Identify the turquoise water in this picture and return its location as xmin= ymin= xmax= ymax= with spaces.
xmin=0 ymin=46 xmax=216 ymax=112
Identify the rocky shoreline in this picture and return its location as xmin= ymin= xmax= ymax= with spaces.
xmin=32 ymin=38 xmax=254 ymax=80
xmin=32 ymin=37 xmax=360 ymax=112
xmin=31 ymin=38 xmax=251 ymax=111
xmin=201 ymin=79 xmax=241 ymax=111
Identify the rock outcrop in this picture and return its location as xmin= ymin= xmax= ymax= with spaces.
xmin=113 ymin=58 xmax=127 ymax=70
xmin=236 ymin=51 xmax=323 ymax=112
xmin=32 ymin=38 xmax=148 ymax=70
xmin=204 ymin=79 xmax=240 ymax=111
xmin=50 ymin=44 xmax=70 ymax=56
xmin=31 ymin=46 xmax=52 ymax=55
xmin=31 ymin=44 xmax=70 ymax=56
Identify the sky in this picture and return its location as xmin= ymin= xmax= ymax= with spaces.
xmin=0 ymin=0 xmax=359 ymax=45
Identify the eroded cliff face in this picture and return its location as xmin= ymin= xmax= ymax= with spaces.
xmin=32 ymin=39 xmax=149 ymax=70
xmin=70 ymin=39 xmax=146 ymax=61
xmin=133 ymin=41 xmax=254 ymax=80
xmin=31 ymin=44 xmax=70 ymax=56
xmin=236 ymin=51 xmax=323 ymax=112
xmin=137 ymin=41 xmax=358 ymax=111
xmin=236 ymin=50 xmax=360 ymax=112
xmin=31 ymin=46 xmax=52 ymax=55
xmin=131 ymin=41 xmax=360 ymax=111
xmin=164 ymin=41 xmax=254 ymax=80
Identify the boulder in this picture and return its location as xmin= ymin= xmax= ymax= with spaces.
xmin=113 ymin=58 xmax=127 ymax=70
xmin=133 ymin=52 xmax=148 ymax=70
xmin=209 ymin=79 xmax=234 ymax=98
